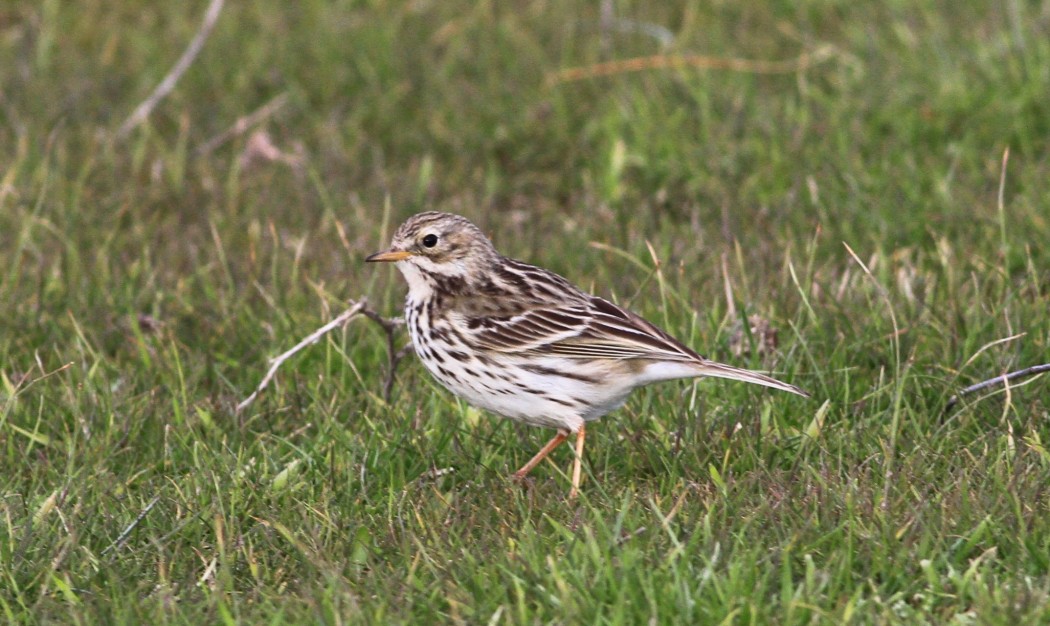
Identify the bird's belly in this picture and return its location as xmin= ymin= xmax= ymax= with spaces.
xmin=413 ymin=347 xmax=628 ymax=432
xmin=406 ymin=302 xmax=635 ymax=430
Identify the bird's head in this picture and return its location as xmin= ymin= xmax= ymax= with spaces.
xmin=366 ymin=212 xmax=499 ymax=295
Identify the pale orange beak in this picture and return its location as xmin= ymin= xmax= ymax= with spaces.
xmin=365 ymin=249 xmax=413 ymax=263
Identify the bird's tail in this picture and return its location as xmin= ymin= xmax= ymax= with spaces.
xmin=695 ymin=361 xmax=809 ymax=397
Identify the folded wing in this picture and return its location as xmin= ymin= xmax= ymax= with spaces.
xmin=469 ymin=296 xmax=704 ymax=363
xmin=466 ymin=294 xmax=809 ymax=397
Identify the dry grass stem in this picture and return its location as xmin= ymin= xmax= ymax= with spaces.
xmin=196 ymin=93 xmax=290 ymax=156
xmin=546 ymin=46 xmax=834 ymax=85
xmin=117 ymin=0 xmax=226 ymax=138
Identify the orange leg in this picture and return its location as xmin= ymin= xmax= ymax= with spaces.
xmin=512 ymin=429 xmax=569 ymax=480
xmin=569 ymin=425 xmax=586 ymax=499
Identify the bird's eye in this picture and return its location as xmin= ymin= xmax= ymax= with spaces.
xmin=422 ymin=234 xmax=439 ymax=248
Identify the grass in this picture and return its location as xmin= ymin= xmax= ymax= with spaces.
xmin=2 ymin=0 xmax=1050 ymax=622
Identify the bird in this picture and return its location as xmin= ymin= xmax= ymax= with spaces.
xmin=367 ymin=212 xmax=808 ymax=497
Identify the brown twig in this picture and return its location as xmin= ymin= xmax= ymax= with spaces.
xmin=546 ymin=45 xmax=834 ymax=86
xmin=363 ymin=309 xmax=411 ymax=402
xmin=390 ymin=343 xmax=415 ymax=401
xmin=945 ymin=364 xmax=1050 ymax=413
xmin=195 ymin=93 xmax=290 ymax=156
xmin=237 ymin=300 xmax=368 ymax=413
xmin=237 ymin=299 xmax=410 ymax=413
xmin=118 ymin=0 xmax=225 ymax=138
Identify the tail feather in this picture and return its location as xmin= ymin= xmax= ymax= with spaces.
xmin=695 ymin=361 xmax=809 ymax=397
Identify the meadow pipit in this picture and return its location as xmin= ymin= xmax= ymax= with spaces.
xmin=368 ymin=212 xmax=808 ymax=497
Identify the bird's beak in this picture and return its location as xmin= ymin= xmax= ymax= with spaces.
xmin=365 ymin=249 xmax=413 ymax=263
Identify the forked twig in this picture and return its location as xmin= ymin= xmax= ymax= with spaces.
xmin=118 ymin=0 xmax=225 ymax=138
xmin=945 ymin=364 xmax=1050 ymax=413
xmin=362 ymin=308 xmax=411 ymax=402
xmin=236 ymin=300 xmax=367 ymax=413
xmin=236 ymin=299 xmax=409 ymax=413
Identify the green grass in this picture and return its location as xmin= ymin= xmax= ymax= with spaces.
xmin=3 ymin=0 xmax=1050 ymax=623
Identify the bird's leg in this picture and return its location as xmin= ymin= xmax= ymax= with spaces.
xmin=512 ymin=429 xmax=569 ymax=481
xmin=569 ymin=425 xmax=586 ymax=499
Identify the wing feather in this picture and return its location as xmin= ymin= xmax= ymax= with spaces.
xmin=449 ymin=262 xmax=807 ymax=396
xmin=466 ymin=295 xmax=704 ymax=363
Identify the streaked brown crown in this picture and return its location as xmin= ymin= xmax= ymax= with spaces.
xmin=390 ymin=212 xmax=499 ymax=267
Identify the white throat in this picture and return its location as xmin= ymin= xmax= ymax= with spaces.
xmin=395 ymin=261 xmax=435 ymax=301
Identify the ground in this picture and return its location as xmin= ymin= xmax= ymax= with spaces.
xmin=1 ymin=1 xmax=1049 ymax=623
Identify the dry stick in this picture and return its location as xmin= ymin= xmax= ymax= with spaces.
xmin=236 ymin=300 xmax=409 ymax=413
xmin=363 ymin=309 xmax=410 ymax=402
xmin=117 ymin=0 xmax=225 ymax=138
xmin=236 ymin=300 xmax=367 ymax=414
xmin=390 ymin=342 xmax=415 ymax=399
xmin=944 ymin=364 xmax=1050 ymax=413
xmin=195 ymin=92 xmax=290 ymax=156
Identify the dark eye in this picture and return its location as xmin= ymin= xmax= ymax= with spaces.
xmin=422 ymin=234 xmax=438 ymax=248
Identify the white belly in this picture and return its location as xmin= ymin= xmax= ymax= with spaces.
xmin=407 ymin=302 xmax=632 ymax=432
